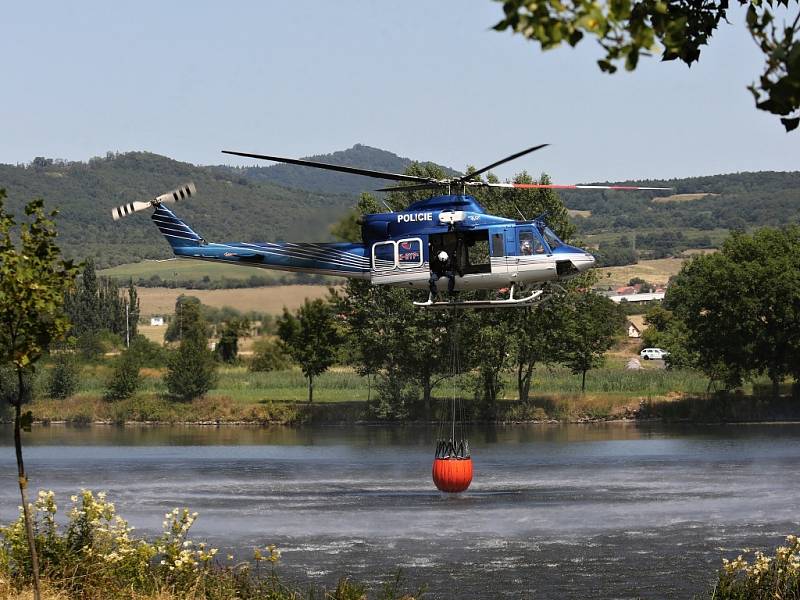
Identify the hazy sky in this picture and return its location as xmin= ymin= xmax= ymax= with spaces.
xmin=2 ymin=1 xmax=797 ymax=183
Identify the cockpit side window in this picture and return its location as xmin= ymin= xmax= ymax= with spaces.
xmin=540 ymin=227 xmax=562 ymax=250
xmin=520 ymin=230 xmax=546 ymax=255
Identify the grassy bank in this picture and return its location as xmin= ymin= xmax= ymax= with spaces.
xmin=640 ymin=386 xmax=800 ymax=423
xmin=14 ymin=363 xmax=719 ymax=425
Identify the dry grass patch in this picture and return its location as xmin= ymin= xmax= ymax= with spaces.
xmin=599 ymin=257 xmax=685 ymax=287
xmin=652 ymin=192 xmax=719 ymax=203
xmin=568 ymin=209 xmax=592 ymax=218
xmin=136 ymin=285 xmax=338 ymax=317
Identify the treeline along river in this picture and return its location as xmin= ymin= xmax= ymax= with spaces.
xmin=2 ymin=423 xmax=799 ymax=598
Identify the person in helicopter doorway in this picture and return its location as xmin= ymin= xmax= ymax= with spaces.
xmin=429 ymin=250 xmax=456 ymax=300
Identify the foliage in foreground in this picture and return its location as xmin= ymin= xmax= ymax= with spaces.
xmin=493 ymin=0 xmax=800 ymax=131
xmin=0 ymin=490 xmax=423 ymax=600
xmin=712 ymin=535 xmax=800 ymax=599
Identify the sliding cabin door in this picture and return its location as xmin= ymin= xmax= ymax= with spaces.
xmin=489 ymin=228 xmax=512 ymax=276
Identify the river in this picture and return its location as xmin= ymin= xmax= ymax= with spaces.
xmin=2 ymin=423 xmax=799 ymax=599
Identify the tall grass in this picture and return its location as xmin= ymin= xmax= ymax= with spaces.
xmin=513 ymin=365 xmax=709 ymax=397
xmin=20 ymin=361 xmax=732 ymax=424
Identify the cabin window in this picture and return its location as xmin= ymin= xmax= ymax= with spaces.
xmin=397 ymin=238 xmax=423 ymax=269
xmin=372 ymin=241 xmax=396 ymax=271
xmin=519 ymin=232 xmax=545 ymax=255
xmin=491 ymin=233 xmax=504 ymax=257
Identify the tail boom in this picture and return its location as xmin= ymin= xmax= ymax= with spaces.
xmin=172 ymin=241 xmax=371 ymax=278
xmin=152 ymin=204 xmax=369 ymax=278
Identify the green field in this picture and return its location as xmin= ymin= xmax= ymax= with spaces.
xmin=100 ymin=259 xmax=287 ymax=283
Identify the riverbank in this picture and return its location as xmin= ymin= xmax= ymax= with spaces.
xmin=11 ymin=390 xmax=800 ymax=426
xmin=8 ymin=363 xmax=798 ymax=426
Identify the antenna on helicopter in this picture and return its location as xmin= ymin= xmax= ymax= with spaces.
xmin=381 ymin=199 xmax=396 ymax=212
xmin=512 ymin=201 xmax=528 ymax=221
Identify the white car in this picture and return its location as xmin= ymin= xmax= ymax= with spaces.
xmin=640 ymin=347 xmax=669 ymax=360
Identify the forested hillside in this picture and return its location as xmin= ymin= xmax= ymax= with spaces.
xmin=563 ymin=171 xmax=800 ymax=233
xmin=0 ymin=152 xmax=356 ymax=268
xmin=1 ymin=146 xmax=797 ymax=269
xmin=233 ymin=143 xmax=459 ymax=195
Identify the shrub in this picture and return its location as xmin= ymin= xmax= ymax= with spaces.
xmin=104 ymin=348 xmax=141 ymax=401
xmin=127 ymin=334 xmax=169 ymax=368
xmin=249 ymin=338 xmax=291 ymax=372
xmin=165 ymin=337 xmax=217 ymax=402
xmin=371 ymin=367 xmax=416 ymax=420
xmin=712 ymin=534 xmax=800 ymax=599
xmin=0 ymin=490 xmax=425 ymax=600
xmin=47 ymin=352 xmax=80 ymax=399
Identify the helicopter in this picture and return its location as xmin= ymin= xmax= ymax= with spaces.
xmin=111 ymin=144 xmax=670 ymax=308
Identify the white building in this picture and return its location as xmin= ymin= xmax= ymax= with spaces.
xmin=150 ymin=316 xmax=164 ymax=326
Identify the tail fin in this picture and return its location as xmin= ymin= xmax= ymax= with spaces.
xmin=151 ymin=204 xmax=204 ymax=249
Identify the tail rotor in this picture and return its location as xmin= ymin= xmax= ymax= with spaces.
xmin=111 ymin=182 xmax=196 ymax=221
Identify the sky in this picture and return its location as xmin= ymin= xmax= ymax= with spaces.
xmin=2 ymin=1 xmax=797 ymax=183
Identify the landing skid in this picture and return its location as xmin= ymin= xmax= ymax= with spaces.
xmin=414 ymin=285 xmax=544 ymax=310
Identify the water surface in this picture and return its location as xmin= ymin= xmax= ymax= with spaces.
xmin=2 ymin=423 xmax=799 ymax=599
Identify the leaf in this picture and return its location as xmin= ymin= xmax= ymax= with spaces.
xmin=781 ymin=116 xmax=800 ymax=131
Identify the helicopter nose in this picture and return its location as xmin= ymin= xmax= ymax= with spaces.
xmin=575 ymin=251 xmax=596 ymax=272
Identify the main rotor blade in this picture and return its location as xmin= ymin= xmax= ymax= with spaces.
xmin=485 ymin=182 xmax=672 ymax=191
xmin=375 ymin=183 xmax=445 ymax=193
xmin=222 ymin=150 xmax=434 ymax=184
xmin=459 ymin=144 xmax=550 ymax=182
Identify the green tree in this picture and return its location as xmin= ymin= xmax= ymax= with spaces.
xmin=277 ymin=298 xmax=342 ymax=403
xmin=64 ymin=260 xmax=129 ymax=356
xmin=215 ymin=316 xmax=250 ymax=364
xmin=333 ymin=279 xmax=455 ymax=419
xmin=47 ymin=350 xmax=80 ymax=399
xmin=125 ymin=279 xmax=140 ymax=345
xmin=493 ymin=0 xmax=800 ymax=130
xmin=639 ymin=304 xmax=674 ymax=349
xmin=249 ymin=337 xmax=291 ymax=372
xmin=0 ymin=191 xmax=78 ymax=600
xmin=104 ymin=347 xmax=142 ymax=401
xmin=666 ymin=226 xmax=800 ymax=395
xmin=464 ymin=311 xmax=512 ymax=419
xmin=164 ymin=300 xmax=217 ymax=401
xmin=330 ymin=193 xmax=382 ymax=242
xmin=164 ymin=295 xmax=207 ymax=343
xmin=329 ymin=280 xmax=391 ymax=405
xmin=559 ymin=291 xmax=627 ymax=391
xmin=513 ymin=296 xmax=571 ymax=402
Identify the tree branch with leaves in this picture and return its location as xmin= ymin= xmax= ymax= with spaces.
xmin=494 ymin=0 xmax=800 ymax=131
xmin=0 ymin=190 xmax=78 ymax=600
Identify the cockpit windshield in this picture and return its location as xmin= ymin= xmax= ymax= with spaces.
xmin=538 ymin=226 xmax=562 ymax=250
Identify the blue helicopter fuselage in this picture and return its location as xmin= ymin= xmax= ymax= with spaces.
xmin=153 ymin=194 xmax=595 ymax=291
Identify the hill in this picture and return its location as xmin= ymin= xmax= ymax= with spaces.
xmin=232 ymin=143 xmax=460 ymax=195
xmin=562 ymin=171 xmax=800 ymax=233
xmin=2 ymin=147 xmax=798 ymax=270
xmin=0 ymin=152 xmax=357 ymax=268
